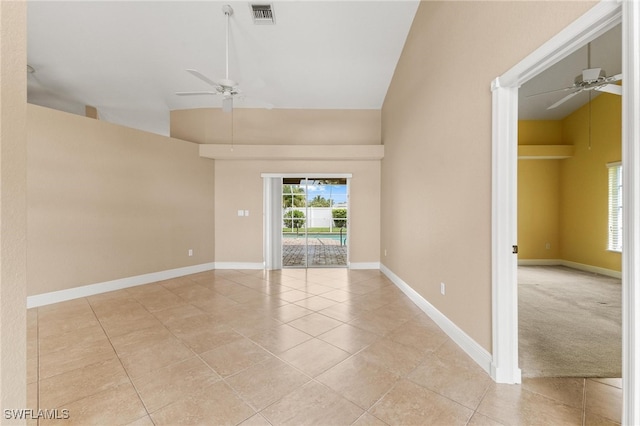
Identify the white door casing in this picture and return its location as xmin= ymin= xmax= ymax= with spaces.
xmin=492 ymin=0 xmax=640 ymax=423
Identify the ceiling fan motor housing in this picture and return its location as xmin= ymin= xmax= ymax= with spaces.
xmin=577 ymin=68 xmax=606 ymax=86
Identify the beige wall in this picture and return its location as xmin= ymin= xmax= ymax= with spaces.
xmin=174 ymin=107 xmax=382 ymax=266
xmin=171 ymin=108 xmax=381 ymax=145
xmin=0 ymin=0 xmax=27 ymax=416
xmin=214 ymin=160 xmax=381 ymax=264
xmin=381 ymin=1 xmax=596 ymax=352
xmin=27 ymin=105 xmax=215 ymax=296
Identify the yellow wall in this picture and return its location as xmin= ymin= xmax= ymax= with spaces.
xmin=518 ymin=160 xmax=562 ymax=259
xmin=518 ymin=121 xmax=563 ymax=259
xmin=381 ymin=0 xmax=595 ymax=352
xmin=517 ymin=93 xmax=622 ymax=272
xmin=27 ymin=105 xmax=216 ymax=296
xmin=519 ymin=120 xmax=564 ymax=145
xmin=560 ymin=92 xmax=622 ymax=270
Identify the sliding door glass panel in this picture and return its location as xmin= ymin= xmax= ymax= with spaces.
xmin=282 ymin=178 xmax=348 ymax=268
xmin=305 ymin=179 xmax=348 ymax=267
xmin=282 ymin=181 xmax=307 ymax=267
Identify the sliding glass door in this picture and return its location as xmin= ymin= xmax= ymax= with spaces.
xmin=282 ymin=177 xmax=348 ymax=268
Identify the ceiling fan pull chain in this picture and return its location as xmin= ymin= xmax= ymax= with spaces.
xmin=588 ymin=90 xmax=592 ymax=150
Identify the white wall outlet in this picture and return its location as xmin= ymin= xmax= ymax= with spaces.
xmin=188 ymin=249 xmax=193 ymax=257
xmin=244 ymin=210 xmax=249 ymax=217
xmin=238 ymin=210 xmax=244 ymax=217
xmin=384 ymin=249 xmax=387 ymax=257
xmin=440 ymin=282 xmax=446 ymax=295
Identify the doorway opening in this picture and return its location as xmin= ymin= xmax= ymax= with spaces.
xmin=492 ymin=2 xmax=640 ymax=423
xmin=282 ymin=177 xmax=349 ymax=268
xmin=516 ymin=22 xmax=622 ymax=380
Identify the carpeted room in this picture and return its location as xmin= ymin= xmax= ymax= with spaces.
xmin=517 ymin=23 xmax=622 ymax=380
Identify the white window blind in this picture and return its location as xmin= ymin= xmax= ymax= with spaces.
xmin=607 ymin=162 xmax=622 ymax=252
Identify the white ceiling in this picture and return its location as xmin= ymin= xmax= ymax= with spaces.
xmin=27 ymin=1 xmax=419 ymax=136
xmin=519 ymin=23 xmax=622 ymax=121
xmin=28 ymin=2 xmax=621 ymax=136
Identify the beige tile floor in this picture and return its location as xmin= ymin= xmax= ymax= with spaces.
xmin=27 ymin=269 xmax=622 ymax=425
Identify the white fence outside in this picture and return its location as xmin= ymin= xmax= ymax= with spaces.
xmin=284 ymin=207 xmax=346 ymax=231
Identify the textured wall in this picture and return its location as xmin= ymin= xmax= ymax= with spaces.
xmin=381 ymin=1 xmax=596 ymax=351
xmin=27 ymin=105 xmax=215 ymax=296
xmin=0 ymin=0 xmax=27 ymax=419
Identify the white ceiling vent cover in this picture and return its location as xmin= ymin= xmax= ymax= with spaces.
xmin=250 ymin=4 xmax=275 ymax=24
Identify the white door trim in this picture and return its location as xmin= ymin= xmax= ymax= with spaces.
xmin=492 ymin=1 xmax=639 ymax=422
xmin=261 ymin=173 xmax=353 ymax=179
xmin=621 ymin=0 xmax=640 ymax=422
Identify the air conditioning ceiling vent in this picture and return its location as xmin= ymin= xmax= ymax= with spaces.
xmin=251 ymin=4 xmax=275 ymax=24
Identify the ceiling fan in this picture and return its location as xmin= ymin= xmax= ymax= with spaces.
xmin=176 ymin=4 xmax=241 ymax=113
xmin=528 ymin=43 xmax=622 ymax=110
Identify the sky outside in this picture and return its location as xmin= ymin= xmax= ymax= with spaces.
xmin=306 ymin=184 xmax=347 ymax=204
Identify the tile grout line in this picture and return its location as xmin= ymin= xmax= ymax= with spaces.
xmin=85 ymin=295 xmax=155 ymax=423
xmin=126 ymin=277 xmax=261 ymax=422
xmin=466 ymin=382 xmax=494 ymax=425
xmin=582 ymin=377 xmax=587 ymax=426
xmin=37 ymin=269 xmax=483 ymax=424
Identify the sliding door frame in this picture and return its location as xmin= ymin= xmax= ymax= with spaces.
xmin=262 ymin=173 xmax=352 ymax=269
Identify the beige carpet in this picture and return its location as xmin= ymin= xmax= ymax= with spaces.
xmin=518 ymin=265 xmax=621 ymax=378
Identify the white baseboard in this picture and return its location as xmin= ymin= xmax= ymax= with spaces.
xmin=380 ymin=263 xmax=493 ymax=375
xmin=213 ymin=262 xmax=265 ymax=270
xmin=349 ymin=262 xmax=381 ymax=270
xmin=27 ymin=262 xmax=216 ymax=308
xmin=517 ymin=258 xmax=562 ymax=266
xmin=518 ymin=258 xmax=622 ymax=279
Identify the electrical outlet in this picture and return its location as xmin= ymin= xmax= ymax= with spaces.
xmin=384 ymin=249 xmax=387 ymax=256
xmin=238 ymin=210 xmax=244 ymax=217
xmin=188 ymin=249 xmax=193 ymax=257
xmin=244 ymin=210 xmax=249 ymax=217
xmin=545 ymin=242 xmax=551 ymax=250
xmin=440 ymin=282 xmax=446 ymax=295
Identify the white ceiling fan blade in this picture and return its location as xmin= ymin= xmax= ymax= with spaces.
xmin=595 ymin=84 xmax=622 ymax=96
xmin=525 ymin=85 xmax=576 ymax=98
xmin=607 ymin=73 xmax=622 ymax=83
xmin=222 ymin=97 xmax=233 ymax=113
xmin=176 ymin=91 xmax=217 ymax=96
xmin=547 ymin=90 xmax=581 ymax=110
xmin=186 ymin=69 xmax=218 ymax=87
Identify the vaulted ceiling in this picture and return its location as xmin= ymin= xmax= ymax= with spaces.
xmin=27 ymin=1 xmax=419 ymax=136
xmin=27 ymin=2 xmax=621 ymax=137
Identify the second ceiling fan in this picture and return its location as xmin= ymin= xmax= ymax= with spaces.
xmin=529 ymin=43 xmax=622 ymax=110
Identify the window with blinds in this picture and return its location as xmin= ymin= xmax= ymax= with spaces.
xmin=607 ymin=162 xmax=622 ymax=252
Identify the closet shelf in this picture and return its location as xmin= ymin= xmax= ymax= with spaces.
xmin=518 ymin=145 xmax=574 ymax=160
